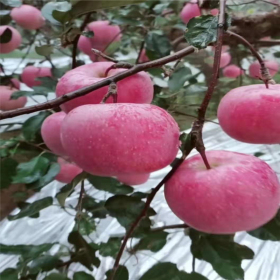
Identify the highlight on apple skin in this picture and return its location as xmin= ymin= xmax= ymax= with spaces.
xmin=21 ymin=66 xmax=52 ymax=88
xmin=180 ymin=0 xmax=201 ymax=24
xmin=11 ymin=5 xmax=44 ymax=30
xmin=61 ymin=103 xmax=180 ymax=177
xmin=249 ymin=60 xmax=279 ymax=79
xmin=56 ymin=62 xmax=154 ymax=113
xmin=0 ymin=86 xmax=27 ymax=111
xmin=41 ymin=112 xmax=67 ymax=156
xmin=55 ymin=157 xmax=83 ymax=184
xmin=223 ymin=64 xmax=243 ymax=78
xmin=218 ymin=84 xmax=280 ymax=144
xmin=164 ymin=150 xmax=280 ymax=234
xmin=0 ymin=26 xmax=22 ymax=54
xmin=117 ymin=173 xmax=150 ymax=185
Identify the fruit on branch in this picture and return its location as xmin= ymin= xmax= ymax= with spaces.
xmin=138 ymin=49 xmax=149 ymax=63
xmin=0 ymin=26 xmax=22 ymax=54
xmin=164 ymin=150 xmax=280 ymax=234
xmin=78 ymin=20 xmax=121 ymax=61
xmin=220 ymin=52 xmax=231 ymax=68
xmin=218 ymin=84 xmax=280 ymax=144
xmin=223 ymin=65 xmax=243 ymax=78
xmin=61 ymin=104 xmax=180 ymax=176
xmin=21 ymin=66 xmax=52 ymax=88
xmin=41 ymin=112 xmax=67 ymax=156
xmin=117 ymin=173 xmax=150 ymax=185
xmin=56 ymin=62 xmax=154 ymax=113
xmin=0 ymin=86 xmax=27 ymax=111
xmin=11 ymin=5 xmax=44 ymax=30
xmin=249 ymin=60 xmax=279 ymax=79
xmin=180 ymin=0 xmax=201 ymax=24
xmin=55 ymin=157 xmax=83 ymax=184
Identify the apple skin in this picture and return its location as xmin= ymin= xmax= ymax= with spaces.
xmin=10 ymin=78 xmax=20 ymax=89
xmin=180 ymin=1 xmax=201 ymax=24
xmin=21 ymin=66 xmax=52 ymax=88
xmin=11 ymin=5 xmax=44 ymax=30
xmin=41 ymin=112 xmax=67 ymax=156
xmin=61 ymin=104 xmax=180 ymax=177
xmin=249 ymin=60 xmax=279 ymax=79
xmin=117 ymin=173 xmax=150 ymax=185
xmin=0 ymin=86 xmax=27 ymax=111
xmin=0 ymin=26 xmax=22 ymax=54
xmin=223 ymin=65 xmax=243 ymax=78
xmin=220 ymin=52 xmax=231 ymax=68
xmin=218 ymin=84 xmax=280 ymax=144
xmin=56 ymin=62 xmax=154 ymax=113
xmin=55 ymin=157 xmax=83 ymax=184
xmin=165 ymin=150 xmax=280 ymax=234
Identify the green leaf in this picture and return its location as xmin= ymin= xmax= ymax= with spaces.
xmin=82 ymin=30 xmax=94 ymax=38
xmin=0 ymin=12 xmax=12 ymax=25
xmin=168 ymin=67 xmax=192 ymax=91
xmin=52 ymin=9 xmax=72 ymax=24
xmin=105 ymin=266 xmax=129 ymax=280
xmin=134 ymin=231 xmax=168 ymax=252
xmin=44 ymin=273 xmax=70 ymax=280
xmin=185 ymin=15 xmax=231 ymax=49
xmin=273 ymin=51 xmax=280 ymax=58
xmin=56 ymin=172 xmax=87 ymax=207
xmin=22 ymin=111 xmax=51 ymax=142
xmin=8 ymin=197 xmax=53 ymax=221
xmin=248 ymin=210 xmax=280 ymax=241
xmin=87 ymin=174 xmax=133 ymax=195
xmin=73 ymin=272 xmax=95 ymax=280
xmin=82 ymin=196 xmax=108 ymax=218
xmin=0 ymin=158 xmax=18 ymax=189
xmin=0 ymin=27 xmax=12 ymax=43
xmin=12 ymin=156 xmax=50 ymax=184
xmin=68 ymin=231 xmax=100 ymax=271
xmin=73 ymin=214 xmax=96 ymax=236
xmin=145 ymin=31 xmax=171 ymax=59
xmin=10 ymin=90 xmax=39 ymax=100
xmin=0 ymin=268 xmax=18 ymax=280
xmin=17 ymin=201 xmax=40 ymax=218
xmin=35 ymin=45 xmax=54 ymax=57
xmin=190 ymin=230 xmax=254 ymax=280
xmin=254 ymin=152 xmax=265 ymax=157
xmin=29 ymin=255 xmax=62 ymax=274
xmin=98 ymin=237 xmax=122 ymax=258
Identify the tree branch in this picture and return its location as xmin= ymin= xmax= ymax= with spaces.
xmin=151 ymin=224 xmax=189 ymax=232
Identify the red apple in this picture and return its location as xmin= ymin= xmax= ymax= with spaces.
xmin=61 ymin=104 xmax=180 ymax=177
xmin=56 ymin=62 xmax=154 ymax=113
xmin=249 ymin=60 xmax=279 ymax=79
xmin=218 ymin=84 xmax=280 ymax=144
xmin=223 ymin=65 xmax=243 ymax=78
xmin=55 ymin=157 xmax=83 ymax=184
xmin=41 ymin=112 xmax=67 ymax=156
xmin=10 ymin=78 xmax=20 ymax=89
xmin=21 ymin=66 xmax=52 ymax=88
xmin=117 ymin=173 xmax=150 ymax=185
xmin=0 ymin=26 xmax=22 ymax=54
xmin=210 ymin=9 xmax=219 ymax=16
xmin=11 ymin=5 xmax=44 ymax=30
xmin=220 ymin=52 xmax=231 ymax=68
xmin=165 ymin=150 xmax=280 ymax=234
xmin=0 ymin=86 xmax=27 ymax=111
xmin=180 ymin=1 xmax=201 ymax=24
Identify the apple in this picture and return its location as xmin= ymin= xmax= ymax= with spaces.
xmin=210 ymin=9 xmax=219 ymax=16
xmin=56 ymin=62 xmax=154 ymax=113
xmin=138 ymin=49 xmax=149 ymax=63
xmin=61 ymin=104 xmax=180 ymax=176
xmin=218 ymin=84 xmax=280 ymax=144
xmin=165 ymin=150 xmax=280 ymax=234
xmin=220 ymin=52 xmax=231 ymax=68
xmin=11 ymin=5 xmax=44 ymax=30
xmin=0 ymin=86 xmax=27 ymax=111
xmin=117 ymin=173 xmax=150 ymax=185
xmin=21 ymin=66 xmax=52 ymax=88
xmin=55 ymin=157 xmax=83 ymax=184
xmin=223 ymin=65 xmax=243 ymax=78
xmin=180 ymin=1 xmax=201 ymax=24
xmin=10 ymin=78 xmax=20 ymax=89
xmin=78 ymin=20 xmax=121 ymax=60
xmin=41 ymin=112 xmax=67 ymax=156
xmin=0 ymin=26 xmax=22 ymax=54
xmin=249 ymin=60 xmax=279 ymax=79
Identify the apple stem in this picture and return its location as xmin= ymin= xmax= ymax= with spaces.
xmin=91 ymin=48 xmax=119 ymax=63
xmin=101 ymin=82 xmax=118 ymax=104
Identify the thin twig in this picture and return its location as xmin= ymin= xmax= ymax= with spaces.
xmin=151 ymin=224 xmax=189 ymax=232
xmin=75 ymin=180 xmax=85 ymax=232
xmin=135 ymin=40 xmax=145 ymax=64
xmin=91 ymin=49 xmax=118 ymax=63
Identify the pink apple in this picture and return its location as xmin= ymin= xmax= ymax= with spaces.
xmin=11 ymin=5 xmax=44 ymax=30
xmin=0 ymin=26 xmax=22 ymax=54
xmin=223 ymin=65 xmax=243 ymax=78
xmin=138 ymin=49 xmax=149 ymax=63
xmin=55 ymin=157 xmax=83 ymax=184
xmin=249 ymin=60 xmax=279 ymax=79
xmin=180 ymin=1 xmax=201 ymax=24
xmin=165 ymin=150 xmax=280 ymax=234
xmin=218 ymin=84 xmax=280 ymax=144
xmin=56 ymin=62 xmax=154 ymax=113
xmin=41 ymin=112 xmax=67 ymax=156
xmin=10 ymin=78 xmax=20 ymax=89
xmin=0 ymin=86 xmax=27 ymax=111
xmin=117 ymin=173 xmax=150 ymax=185
xmin=210 ymin=9 xmax=219 ymax=16
xmin=61 ymin=104 xmax=180 ymax=176
xmin=21 ymin=66 xmax=52 ymax=88
xmin=220 ymin=52 xmax=231 ymax=68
